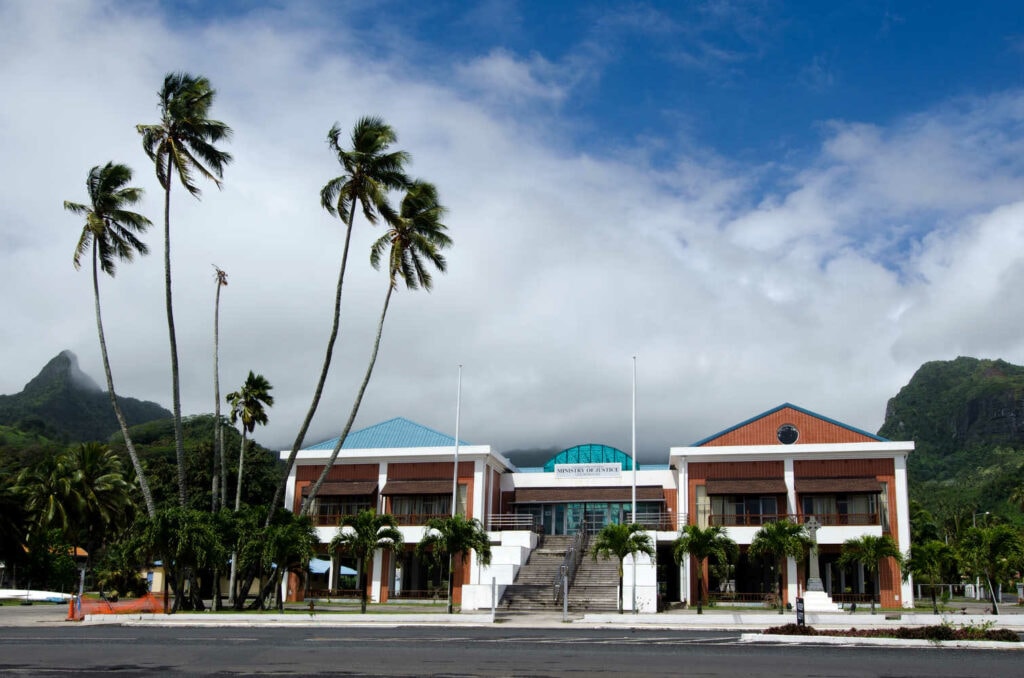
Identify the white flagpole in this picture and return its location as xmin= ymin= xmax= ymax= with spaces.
xmin=632 ymin=355 xmax=637 ymax=614
xmin=451 ymin=364 xmax=462 ymax=517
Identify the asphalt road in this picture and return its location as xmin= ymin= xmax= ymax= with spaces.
xmin=0 ymin=625 xmax=1021 ymax=677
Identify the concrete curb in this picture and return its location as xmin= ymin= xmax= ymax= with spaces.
xmin=743 ymin=633 xmax=1024 ymax=650
xmin=82 ymin=612 xmax=494 ymax=627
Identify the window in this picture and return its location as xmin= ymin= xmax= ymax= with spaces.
xmin=710 ymin=495 xmax=778 ymax=526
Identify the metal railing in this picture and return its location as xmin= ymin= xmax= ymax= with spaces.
xmin=796 ymin=513 xmax=880 ymax=527
xmin=392 ymin=512 xmax=449 ymax=526
xmin=553 ymin=524 xmax=589 ymax=604
xmin=487 ymin=514 xmax=538 ymax=531
xmin=625 ymin=511 xmax=683 ymax=532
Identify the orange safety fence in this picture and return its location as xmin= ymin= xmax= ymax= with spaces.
xmin=67 ymin=593 xmax=166 ymax=621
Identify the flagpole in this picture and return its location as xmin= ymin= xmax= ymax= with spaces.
xmin=632 ymin=355 xmax=637 ymax=614
xmin=451 ymin=364 xmax=462 ymax=517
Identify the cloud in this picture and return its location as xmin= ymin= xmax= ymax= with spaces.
xmin=4 ymin=1 xmax=1024 ymax=464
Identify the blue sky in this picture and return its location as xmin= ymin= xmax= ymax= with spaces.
xmin=3 ymin=0 xmax=1024 ymax=457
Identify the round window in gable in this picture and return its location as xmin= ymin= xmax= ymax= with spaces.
xmin=777 ymin=424 xmax=799 ymax=445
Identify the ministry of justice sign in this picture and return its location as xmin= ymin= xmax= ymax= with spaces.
xmin=553 ymin=463 xmax=622 ymax=479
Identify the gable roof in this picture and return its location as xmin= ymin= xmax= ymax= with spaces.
xmin=692 ymin=403 xmax=888 ymax=447
xmin=304 ymin=417 xmax=469 ymax=451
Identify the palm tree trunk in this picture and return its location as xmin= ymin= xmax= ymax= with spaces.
xmin=777 ymin=564 xmax=784 ymax=614
xmin=268 ymin=200 xmax=359 ymax=527
xmin=697 ymin=571 xmax=704 ymax=614
xmin=214 ymin=279 xmax=224 ymax=510
xmin=301 ymin=282 xmax=394 ymax=512
xmin=987 ymin=575 xmax=1000 ymax=615
xmin=235 ymin=430 xmax=247 ymax=511
xmin=447 ymin=555 xmax=455 ymax=615
xmin=360 ymin=557 xmax=368 ymax=614
xmin=91 ymin=243 xmax=156 ymax=518
xmin=618 ymin=563 xmax=624 ymax=614
xmin=162 ymin=163 xmax=188 ymax=508
xmin=930 ymin=585 xmax=939 ymax=615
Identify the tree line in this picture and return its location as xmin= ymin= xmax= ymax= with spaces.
xmin=0 ymin=70 xmax=460 ymax=611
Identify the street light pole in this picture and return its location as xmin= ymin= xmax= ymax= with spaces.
xmin=972 ymin=511 xmax=990 ymax=600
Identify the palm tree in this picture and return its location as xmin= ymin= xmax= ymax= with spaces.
xmin=301 ymin=181 xmax=451 ymax=510
xmin=837 ymin=534 xmax=903 ymax=614
xmin=138 ymin=72 xmax=232 ymax=508
xmin=748 ymin=519 xmax=813 ymax=614
xmin=227 ymin=372 xmax=274 ymax=512
xmin=956 ymin=525 xmax=1024 ymax=615
xmin=592 ymin=522 xmax=656 ymax=614
xmin=226 ymin=371 xmax=273 ymax=606
xmin=269 ymin=117 xmax=410 ymax=527
xmin=904 ymin=539 xmax=954 ymax=614
xmin=416 ymin=514 xmax=492 ymax=613
xmin=212 ymin=266 xmax=228 ymax=511
xmin=65 ymin=162 xmax=156 ymax=518
xmin=63 ymin=442 xmax=134 ymax=563
xmin=672 ymin=524 xmax=738 ymax=614
xmin=330 ymin=509 xmax=404 ymax=613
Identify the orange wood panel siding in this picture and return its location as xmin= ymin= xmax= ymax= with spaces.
xmin=387 ymin=461 xmax=474 ymax=480
xmin=296 ymin=463 xmax=379 ymax=481
xmin=688 ymin=462 xmax=784 ymax=521
xmin=379 ymin=550 xmax=390 ymax=603
xmin=793 ymin=459 xmax=894 ymax=478
xmin=701 ymin=407 xmax=878 ymax=446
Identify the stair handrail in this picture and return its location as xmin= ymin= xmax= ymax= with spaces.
xmin=553 ymin=519 xmax=589 ymax=603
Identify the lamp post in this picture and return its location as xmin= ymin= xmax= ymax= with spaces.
xmin=972 ymin=511 xmax=990 ymax=600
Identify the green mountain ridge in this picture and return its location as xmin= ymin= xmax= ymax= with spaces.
xmin=879 ymin=356 xmax=1024 ymax=517
xmin=0 ymin=350 xmax=172 ymax=442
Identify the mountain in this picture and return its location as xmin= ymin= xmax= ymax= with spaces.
xmin=0 ymin=350 xmax=172 ymax=442
xmin=879 ymin=356 xmax=1024 ymax=514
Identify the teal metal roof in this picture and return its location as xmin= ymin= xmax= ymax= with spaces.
xmin=542 ymin=444 xmax=634 ymax=472
xmin=690 ymin=403 xmax=888 ymax=446
xmin=305 ymin=417 xmax=468 ymax=451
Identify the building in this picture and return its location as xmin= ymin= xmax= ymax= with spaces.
xmin=282 ymin=404 xmax=913 ymax=611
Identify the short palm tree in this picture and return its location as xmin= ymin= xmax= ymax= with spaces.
xmin=416 ymin=514 xmax=492 ymax=613
xmin=65 ymin=162 xmax=155 ymax=518
xmin=592 ymin=522 xmax=656 ymax=614
xmin=138 ymin=72 xmax=232 ymax=509
xmin=904 ymin=539 xmax=954 ymax=614
xmin=331 ymin=509 xmax=404 ymax=613
xmin=837 ymin=534 xmax=903 ymax=614
xmin=64 ymin=442 xmax=133 ymax=563
xmin=226 ymin=371 xmax=273 ymax=606
xmin=956 ymin=525 xmax=1024 ymax=615
xmin=270 ymin=116 xmax=410 ymax=527
xmin=748 ymin=519 xmax=813 ymax=614
xmin=212 ymin=266 xmax=228 ymax=511
xmin=673 ymin=524 xmax=738 ymax=614
xmin=302 ymin=181 xmax=451 ymax=510
xmin=227 ymin=372 xmax=274 ymax=512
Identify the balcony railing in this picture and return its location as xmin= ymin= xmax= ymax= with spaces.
xmin=487 ymin=514 xmax=538 ymax=531
xmin=393 ymin=512 xmax=449 ymax=526
xmin=625 ymin=512 xmax=683 ymax=532
xmin=796 ymin=513 xmax=881 ymax=527
xmin=706 ymin=513 xmax=790 ymax=527
xmin=701 ymin=513 xmax=882 ymax=528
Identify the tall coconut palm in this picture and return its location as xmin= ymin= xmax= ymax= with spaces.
xmin=672 ymin=524 xmax=738 ymax=614
xmin=138 ymin=72 xmax=232 ymax=508
xmin=269 ymin=116 xmax=409 ymax=527
xmin=301 ymin=181 xmax=451 ymax=511
xmin=226 ymin=371 xmax=273 ymax=606
xmin=212 ymin=266 xmax=228 ymax=511
xmin=838 ymin=534 xmax=903 ymax=614
xmin=748 ymin=519 xmax=813 ymax=614
xmin=904 ymin=539 xmax=954 ymax=614
xmin=592 ymin=522 xmax=656 ymax=614
xmin=330 ymin=509 xmax=404 ymax=613
xmin=416 ymin=514 xmax=492 ymax=614
xmin=65 ymin=161 xmax=156 ymax=518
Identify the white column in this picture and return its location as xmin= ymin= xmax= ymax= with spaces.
xmin=783 ymin=457 xmax=796 ymax=516
xmin=678 ymin=460 xmax=690 ymax=604
xmin=894 ymin=453 xmax=914 ymax=608
xmin=786 ymin=557 xmax=798 ymax=607
xmin=328 ymin=554 xmax=335 ymax=590
xmin=371 ymin=548 xmax=383 ymax=603
xmin=377 ymin=463 xmax=388 ymax=513
xmin=284 ymin=463 xmax=297 ymax=512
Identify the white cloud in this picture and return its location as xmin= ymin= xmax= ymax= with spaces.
xmin=3 ymin=1 xmax=1024 ymax=463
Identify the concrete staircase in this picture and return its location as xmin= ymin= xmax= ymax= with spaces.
xmin=567 ymin=550 xmax=620 ymax=613
xmin=500 ymin=536 xmax=621 ymax=613
xmin=499 ymin=535 xmax=572 ymax=612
